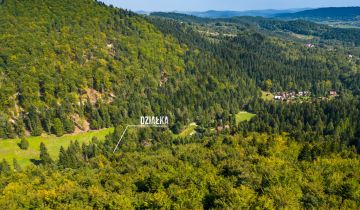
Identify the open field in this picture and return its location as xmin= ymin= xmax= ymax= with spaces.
xmin=290 ymin=33 xmax=315 ymax=40
xmin=318 ymin=21 xmax=360 ymax=29
xmin=261 ymin=91 xmax=274 ymax=101
xmin=174 ymin=122 xmax=197 ymax=138
xmin=236 ymin=111 xmax=256 ymax=124
xmin=0 ymin=128 xmax=114 ymax=168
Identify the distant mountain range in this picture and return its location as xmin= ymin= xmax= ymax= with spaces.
xmin=139 ymin=9 xmax=307 ymax=18
xmin=276 ymin=7 xmax=360 ymax=20
xmin=141 ymin=7 xmax=360 ymax=20
xmin=182 ymin=9 xmax=307 ymax=18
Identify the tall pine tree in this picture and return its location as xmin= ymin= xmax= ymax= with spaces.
xmin=40 ymin=142 xmax=53 ymax=165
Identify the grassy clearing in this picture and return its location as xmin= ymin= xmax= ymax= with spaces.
xmin=261 ymin=91 xmax=274 ymax=101
xmin=290 ymin=33 xmax=315 ymax=40
xmin=174 ymin=122 xmax=197 ymax=138
xmin=236 ymin=111 xmax=256 ymax=124
xmin=319 ymin=21 xmax=360 ymax=29
xmin=0 ymin=128 xmax=114 ymax=168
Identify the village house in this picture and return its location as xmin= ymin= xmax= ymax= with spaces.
xmin=216 ymin=124 xmax=230 ymax=132
xmin=306 ymin=43 xmax=315 ymax=48
xmin=274 ymin=91 xmax=311 ymax=101
xmin=329 ymin=90 xmax=338 ymax=97
xmin=274 ymin=95 xmax=282 ymax=100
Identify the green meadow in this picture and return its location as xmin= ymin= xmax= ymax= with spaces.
xmin=0 ymin=128 xmax=114 ymax=168
xmin=174 ymin=122 xmax=198 ymax=138
xmin=236 ymin=111 xmax=256 ymax=124
xmin=261 ymin=91 xmax=274 ymax=101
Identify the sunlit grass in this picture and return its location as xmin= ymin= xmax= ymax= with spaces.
xmin=261 ymin=91 xmax=274 ymax=101
xmin=0 ymin=128 xmax=113 ymax=168
xmin=174 ymin=122 xmax=197 ymax=138
xmin=236 ymin=111 xmax=256 ymax=124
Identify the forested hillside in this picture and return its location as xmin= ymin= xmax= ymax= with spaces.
xmin=1 ymin=1 xmax=358 ymax=139
xmin=152 ymin=12 xmax=360 ymax=46
xmin=0 ymin=0 xmax=257 ymax=138
xmin=150 ymin=15 xmax=359 ymax=94
xmin=0 ymin=0 xmax=360 ymax=209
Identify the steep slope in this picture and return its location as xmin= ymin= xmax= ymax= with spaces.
xmin=0 ymin=0 xmax=257 ymax=138
xmin=0 ymin=0 xmax=180 ymax=136
xmin=150 ymin=15 xmax=359 ymax=93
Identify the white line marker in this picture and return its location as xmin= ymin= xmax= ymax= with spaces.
xmin=113 ymin=124 xmax=168 ymax=153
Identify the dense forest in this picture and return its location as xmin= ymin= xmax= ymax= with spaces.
xmin=0 ymin=131 xmax=359 ymax=209
xmin=152 ymin=12 xmax=360 ymax=46
xmin=150 ymin=15 xmax=360 ymax=94
xmin=0 ymin=0 xmax=360 ymax=209
xmin=0 ymin=0 xmax=258 ymax=138
xmin=240 ymin=97 xmax=360 ymax=152
xmin=0 ymin=1 xmax=359 ymax=138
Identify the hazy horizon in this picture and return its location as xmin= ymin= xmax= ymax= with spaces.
xmin=101 ymin=0 xmax=360 ymax=12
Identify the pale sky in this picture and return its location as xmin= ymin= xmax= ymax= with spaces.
xmin=101 ymin=0 xmax=360 ymax=12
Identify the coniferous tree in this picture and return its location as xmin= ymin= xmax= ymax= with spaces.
xmin=40 ymin=142 xmax=53 ymax=165
xmin=58 ymin=141 xmax=84 ymax=169
xmin=95 ymin=110 xmax=103 ymax=128
xmin=82 ymin=143 xmax=88 ymax=161
xmin=326 ymin=122 xmax=335 ymax=135
xmin=5 ymin=121 xmax=16 ymax=139
xmin=52 ymin=118 xmax=64 ymax=136
xmin=13 ymin=158 xmax=21 ymax=172
xmin=90 ymin=120 xmax=100 ymax=130
xmin=19 ymin=137 xmax=29 ymax=150
xmin=63 ymin=118 xmax=75 ymax=134
xmin=100 ymin=107 xmax=112 ymax=128
xmin=0 ymin=159 xmax=11 ymax=175
xmin=28 ymin=107 xmax=43 ymax=136
xmin=59 ymin=146 xmax=67 ymax=167
xmin=15 ymin=119 xmax=25 ymax=137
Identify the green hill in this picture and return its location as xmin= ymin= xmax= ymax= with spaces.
xmin=0 ymin=1 xmax=359 ymax=209
xmin=277 ymin=7 xmax=360 ymax=20
xmin=276 ymin=7 xmax=360 ymax=28
xmin=0 ymin=1 xmax=359 ymax=140
xmin=0 ymin=1 xmax=359 ymax=141
xmin=0 ymin=0 xmax=257 ymax=138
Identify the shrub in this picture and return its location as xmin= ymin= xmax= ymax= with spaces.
xmin=19 ymin=137 xmax=29 ymax=150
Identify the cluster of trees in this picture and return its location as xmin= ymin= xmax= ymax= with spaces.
xmin=1 ymin=0 xmax=359 ymax=139
xmin=0 ymin=2 xmax=359 ymax=208
xmin=151 ymin=15 xmax=359 ymax=97
xmin=0 ymin=0 xmax=260 ymax=138
xmin=0 ymin=130 xmax=359 ymax=209
xmin=234 ymin=96 xmax=360 ymax=152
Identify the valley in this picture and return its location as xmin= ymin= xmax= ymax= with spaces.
xmin=0 ymin=1 xmax=359 ymax=209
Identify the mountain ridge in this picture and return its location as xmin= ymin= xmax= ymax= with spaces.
xmin=183 ymin=8 xmax=307 ymax=18
xmin=276 ymin=6 xmax=360 ymax=20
